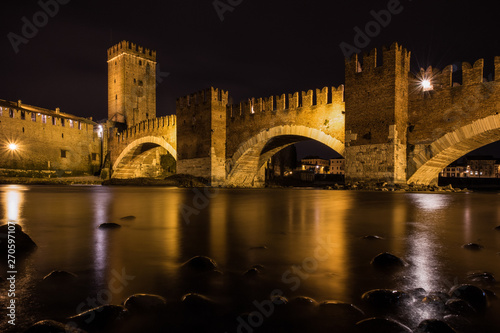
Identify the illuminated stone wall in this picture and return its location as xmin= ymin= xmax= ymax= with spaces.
xmin=0 ymin=100 xmax=101 ymax=175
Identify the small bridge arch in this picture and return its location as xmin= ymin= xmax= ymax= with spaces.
xmin=112 ymin=136 xmax=177 ymax=179
xmin=226 ymin=125 xmax=345 ymax=186
xmin=408 ymin=114 xmax=500 ymax=185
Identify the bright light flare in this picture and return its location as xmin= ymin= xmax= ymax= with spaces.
xmin=7 ymin=143 xmax=18 ymax=151
xmin=421 ymin=79 xmax=432 ymax=91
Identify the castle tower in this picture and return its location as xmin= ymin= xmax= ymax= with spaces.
xmin=107 ymin=41 xmax=157 ymax=127
xmin=176 ymin=88 xmax=228 ymax=185
xmin=344 ymin=43 xmax=411 ymax=184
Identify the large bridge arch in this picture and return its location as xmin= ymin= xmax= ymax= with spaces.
xmin=112 ymin=136 xmax=177 ymax=179
xmin=226 ymin=125 xmax=345 ymax=186
xmin=408 ymin=114 xmax=500 ymax=185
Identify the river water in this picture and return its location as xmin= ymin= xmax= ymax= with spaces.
xmin=1 ymin=185 xmax=500 ymax=332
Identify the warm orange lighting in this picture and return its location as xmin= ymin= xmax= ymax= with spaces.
xmin=8 ymin=143 xmax=18 ymax=151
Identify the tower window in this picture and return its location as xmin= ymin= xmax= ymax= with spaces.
xmin=31 ymin=113 xmax=36 ymax=122
xmin=139 ymin=60 xmax=142 ymax=66
xmin=116 ymin=95 xmax=118 ymax=100
xmin=138 ymin=80 xmax=143 ymax=86
xmin=61 ymin=150 xmax=67 ymax=158
xmin=21 ymin=111 xmax=26 ymax=120
xmin=134 ymin=78 xmax=136 ymax=84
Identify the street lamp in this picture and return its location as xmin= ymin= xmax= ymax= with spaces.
xmin=8 ymin=143 xmax=18 ymax=151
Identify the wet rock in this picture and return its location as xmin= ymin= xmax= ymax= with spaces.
xmin=287 ymin=296 xmax=319 ymax=318
xmin=120 ymin=215 xmax=136 ymax=220
xmin=318 ymin=300 xmax=365 ymax=324
xmin=370 ymin=252 xmax=407 ymax=268
xmin=249 ymin=245 xmax=268 ymax=250
xmin=252 ymin=264 xmax=265 ymax=270
xmin=123 ymin=293 xmax=167 ymax=314
xmin=270 ymin=294 xmax=288 ymax=305
xmin=484 ymin=289 xmax=497 ymax=300
xmin=407 ymin=288 xmax=427 ymax=300
xmin=462 ymin=243 xmax=483 ymax=250
xmin=243 ymin=267 xmax=260 ymax=278
xmin=445 ymin=298 xmax=476 ymax=316
xmin=42 ymin=270 xmax=78 ymax=284
xmin=0 ymin=223 xmax=37 ymax=256
xmin=414 ymin=319 xmax=457 ymax=333
xmin=98 ymin=222 xmax=121 ymax=229
xmin=362 ymin=235 xmax=384 ymax=240
xmin=494 ymin=225 xmax=500 ymax=231
xmin=25 ymin=320 xmax=86 ymax=333
xmin=466 ymin=271 xmax=495 ymax=283
xmin=443 ymin=315 xmax=472 ymax=331
xmin=361 ymin=289 xmax=409 ymax=309
xmin=355 ymin=317 xmax=412 ymax=333
xmin=68 ymin=305 xmax=128 ymax=332
xmin=181 ymin=256 xmax=218 ymax=272
xmin=449 ymin=284 xmax=488 ymax=312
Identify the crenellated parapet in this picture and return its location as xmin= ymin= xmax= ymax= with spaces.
xmin=345 ymin=42 xmax=411 ymax=77
xmin=107 ymin=40 xmax=156 ymax=62
xmin=176 ymin=87 xmax=228 ymax=110
xmin=227 ymin=85 xmax=345 ymax=118
xmin=114 ymin=115 xmax=176 ymax=143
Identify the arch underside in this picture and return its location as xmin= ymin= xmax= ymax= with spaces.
xmin=408 ymin=114 xmax=500 ymax=185
xmin=112 ymin=136 xmax=177 ymax=179
xmin=226 ymin=126 xmax=344 ymax=187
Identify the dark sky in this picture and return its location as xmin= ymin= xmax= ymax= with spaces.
xmin=1 ymin=0 xmax=499 ymax=158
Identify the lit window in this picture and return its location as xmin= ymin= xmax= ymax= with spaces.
xmin=9 ymin=109 xmax=14 ymax=118
xmin=69 ymin=120 xmax=74 ymax=128
xmin=31 ymin=113 xmax=36 ymax=122
xmin=42 ymin=115 xmax=47 ymax=124
xmin=52 ymin=116 xmax=57 ymax=125
xmin=78 ymin=122 xmax=82 ymax=130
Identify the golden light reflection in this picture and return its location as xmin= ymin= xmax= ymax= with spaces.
xmin=2 ymin=185 xmax=26 ymax=225
xmin=210 ymin=191 xmax=227 ymax=267
xmin=161 ymin=190 xmax=180 ymax=272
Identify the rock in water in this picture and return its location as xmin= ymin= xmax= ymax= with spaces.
xmin=445 ymin=298 xmax=476 ymax=316
xmin=466 ymin=271 xmax=495 ymax=283
xmin=42 ymin=270 xmax=78 ymax=284
xmin=98 ymin=222 xmax=121 ymax=229
xmin=355 ymin=317 xmax=412 ymax=333
xmin=361 ymin=289 xmax=409 ymax=309
xmin=181 ymin=256 xmax=218 ymax=272
xmin=68 ymin=305 xmax=128 ymax=331
xmin=362 ymin=235 xmax=384 ymax=240
xmin=120 ymin=215 xmax=136 ymax=221
xmin=448 ymin=284 xmax=488 ymax=312
xmin=318 ymin=300 xmax=365 ymax=323
xmin=124 ymin=294 xmax=167 ymax=314
xmin=243 ymin=267 xmax=260 ymax=278
xmin=494 ymin=225 xmax=500 ymax=231
xmin=25 ymin=320 xmax=86 ymax=333
xmin=0 ymin=223 xmax=37 ymax=257
xmin=462 ymin=243 xmax=483 ymax=250
xmin=414 ymin=319 xmax=457 ymax=333
xmin=370 ymin=252 xmax=407 ymax=268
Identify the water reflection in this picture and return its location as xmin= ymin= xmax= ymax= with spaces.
xmin=1 ymin=185 xmax=26 ymax=225
xmin=93 ymin=190 xmax=112 ymax=284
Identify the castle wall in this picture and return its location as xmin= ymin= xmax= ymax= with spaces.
xmin=0 ymin=101 xmax=101 ymax=175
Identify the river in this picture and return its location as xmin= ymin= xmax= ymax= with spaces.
xmin=1 ymin=185 xmax=499 ymax=332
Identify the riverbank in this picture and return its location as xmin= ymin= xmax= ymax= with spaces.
xmin=0 ymin=176 xmax=103 ymax=185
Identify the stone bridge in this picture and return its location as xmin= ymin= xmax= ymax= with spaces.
xmin=108 ymin=115 xmax=176 ymax=179
xmin=110 ymin=42 xmax=500 ymax=186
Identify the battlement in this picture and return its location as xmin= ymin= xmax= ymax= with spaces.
xmin=176 ymin=87 xmax=229 ymax=109
xmin=409 ymin=56 xmax=500 ymax=97
xmin=345 ymin=42 xmax=411 ymax=76
xmin=227 ymin=85 xmax=344 ymax=118
xmin=107 ymin=40 xmax=156 ymax=62
xmin=116 ymin=115 xmax=176 ymax=142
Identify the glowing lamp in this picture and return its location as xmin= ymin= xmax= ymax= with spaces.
xmin=421 ymin=79 xmax=433 ymax=91
xmin=8 ymin=143 xmax=18 ymax=151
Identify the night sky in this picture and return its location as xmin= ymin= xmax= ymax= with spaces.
xmin=1 ymin=0 xmax=499 ymax=158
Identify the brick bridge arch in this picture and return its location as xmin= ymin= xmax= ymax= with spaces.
xmin=408 ymin=114 xmax=500 ymax=184
xmin=112 ymin=136 xmax=177 ymax=179
xmin=226 ymin=125 xmax=345 ymax=186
